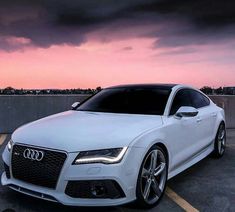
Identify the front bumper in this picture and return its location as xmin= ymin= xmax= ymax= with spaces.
xmin=1 ymin=144 xmax=145 ymax=206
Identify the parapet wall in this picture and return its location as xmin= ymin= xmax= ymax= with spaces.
xmin=0 ymin=95 xmax=234 ymax=133
xmin=0 ymin=95 xmax=89 ymax=133
xmin=209 ymin=95 xmax=235 ymax=129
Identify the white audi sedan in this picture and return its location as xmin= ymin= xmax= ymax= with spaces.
xmin=2 ymin=84 xmax=226 ymax=208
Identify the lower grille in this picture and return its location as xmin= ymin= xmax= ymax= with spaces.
xmin=4 ymin=163 xmax=10 ymax=179
xmin=12 ymin=144 xmax=67 ymax=189
xmin=65 ymin=180 xmax=125 ymax=199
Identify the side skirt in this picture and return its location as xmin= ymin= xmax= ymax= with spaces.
xmin=167 ymin=142 xmax=214 ymax=180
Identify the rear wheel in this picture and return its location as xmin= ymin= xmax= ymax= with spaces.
xmin=135 ymin=145 xmax=168 ymax=208
xmin=212 ymin=123 xmax=226 ymax=158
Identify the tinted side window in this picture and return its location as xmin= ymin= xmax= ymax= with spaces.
xmin=170 ymin=89 xmax=192 ymax=115
xmin=189 ymin=90 xmax=210 ymax=109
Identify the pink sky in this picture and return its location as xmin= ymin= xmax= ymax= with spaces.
xmin=1 ymin=1 xmax=235 ymax=89
xmin=0 ymin=36 xmax=235 ymax=89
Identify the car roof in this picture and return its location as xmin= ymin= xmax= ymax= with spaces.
xmin=106 ymin=83 xmax=178 ymax=90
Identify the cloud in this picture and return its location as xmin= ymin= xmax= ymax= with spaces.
xmin=122 ymin=46 xmax=133 ymax=51
xmin=1 ymin=0 xmax=235 ymax=51
xmin=157 ymin=47 xmax=197 ymax=56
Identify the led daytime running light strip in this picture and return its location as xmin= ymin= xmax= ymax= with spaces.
xmin=75 ymin=147 xmax=128 ymax=164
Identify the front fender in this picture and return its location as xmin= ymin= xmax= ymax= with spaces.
xmin=129 ymin=127 xmax=172 ymax=173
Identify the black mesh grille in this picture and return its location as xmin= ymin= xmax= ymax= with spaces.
xmin=65 ymin=180 xmax=125 ymax=199
xmin=4 ymin=163 xmax=10 ymax=179
xmin=12 ymin=144 xmax=67 ymax=189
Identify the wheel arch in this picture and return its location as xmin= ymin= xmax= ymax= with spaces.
xmin=214 ymin=114 xmax=226 ymax=137
xmin=154 ymin=142 xmax=169 ymax=165
xmin=215 ymin=120 xmax=226 ymax=138
xmin=220 ymin=120 xmax=225 ymax=126
xmin=130 ymin=130 xmax=172 ymax=173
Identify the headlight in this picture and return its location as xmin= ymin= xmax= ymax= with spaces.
xmin=73 ymin=147 xmax=128 ymax=165
xmin=7 ymin=139 xmax=13 ymax=152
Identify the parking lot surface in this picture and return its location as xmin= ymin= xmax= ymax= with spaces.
xmin=1 ymin=130 xmax=235 ymax=212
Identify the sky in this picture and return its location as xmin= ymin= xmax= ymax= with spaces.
xmin=1 ymin=0 xmax=235 ymax=89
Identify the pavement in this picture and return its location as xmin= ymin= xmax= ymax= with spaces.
xmin=0 ymin=130 xmax=235 ymax=212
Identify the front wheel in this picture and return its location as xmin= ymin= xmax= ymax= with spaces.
xmin=212 ymin=123 xmax=226 ymax=158
xmin=135 ymin=145 xmax=168 ymax=208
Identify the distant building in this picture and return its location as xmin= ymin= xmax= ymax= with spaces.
xmin=0 ymin=87 xmax=101 ymax=95
xmin=223 ymin=87 xmax=235 ymax=95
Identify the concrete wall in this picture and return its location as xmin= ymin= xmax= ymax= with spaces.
xmin=0 ymin=95 xmax=234 ymax=133
xmin=209 ymin=95 xmax=235 ymax=129
xmin=0 ymin=95 xmax=89 ymax=133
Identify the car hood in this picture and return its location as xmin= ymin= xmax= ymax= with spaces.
xmin=12 ymin=111 xmax=163 ymax=152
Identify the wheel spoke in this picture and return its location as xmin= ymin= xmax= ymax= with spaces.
xmin=142 ymin=168 xmax=150 ymax=179
xmin=218 ymin=139 xmax=222 ymax=153
xmin=219 ymin=129 xmax=225 ymax=140
xmin=152 ymin=178 xmax=162 ymax=197
xmin=222 ymin=139 xmax=225 ymax=146
xmin=150 ymin=150 xmax=158 ymax=171
xmin=143 ymin=179 xmax=151 ymax=200
xmin=154 ymin=162 xmax=166 ymax=177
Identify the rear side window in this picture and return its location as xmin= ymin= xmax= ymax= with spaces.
xmin=170 ymin=89 xmax=192 ymax=115
xmin=189 ymin=90 xmax=210 ymax=109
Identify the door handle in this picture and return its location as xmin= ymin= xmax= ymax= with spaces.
xmin=196 ymin=118 xmax=202 ymax=123
xmin=212 ymin=112 xmax=217 ymax=117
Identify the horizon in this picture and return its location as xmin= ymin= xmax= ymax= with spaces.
xmin=0 ymin=84 xmax=233 ymax=90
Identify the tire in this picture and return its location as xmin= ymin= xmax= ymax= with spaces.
xmin=211 ymin=122 xmax=226 ymax=158
xmin=135 ymin=145 xmax=168 ymax=208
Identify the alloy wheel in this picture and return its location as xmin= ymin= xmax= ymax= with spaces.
xmin=218 ymin=125 xmax=226 ymax=155
xmin=140 ymin=148 xmax=167 ymax=205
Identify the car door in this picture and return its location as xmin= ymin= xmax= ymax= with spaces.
xmin=163 ymin=88 xmax=199 ymax=171
xmin=189 ymin=89 xmax=215 ymax=150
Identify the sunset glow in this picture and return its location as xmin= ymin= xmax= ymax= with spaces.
xmin=1 ymin=37 xmax=235 ymax=89
xmin=1 ymin=1 xmax=235 ymax=89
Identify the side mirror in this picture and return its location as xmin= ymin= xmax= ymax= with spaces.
xmin=175 ymin=106 xmax=198 ymax=118
xmin=71 ymin=102 xmax=80 ymax=109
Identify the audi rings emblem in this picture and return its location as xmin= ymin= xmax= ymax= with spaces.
xmin=23 ymin=148 xmax=45 ymax=161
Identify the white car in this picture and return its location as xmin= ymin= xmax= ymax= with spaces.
xmin=1 ymin=84 xmax=226 ymax=208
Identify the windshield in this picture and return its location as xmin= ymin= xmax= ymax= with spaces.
xmin=77 ymin=88 xmax=171 ymax=115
